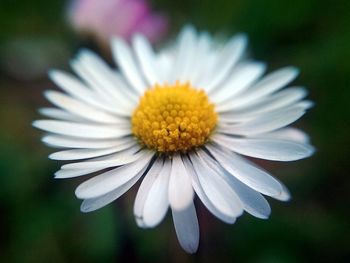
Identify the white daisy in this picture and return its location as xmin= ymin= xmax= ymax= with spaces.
xmin=33 ymin=26 xmax=315 ymax=253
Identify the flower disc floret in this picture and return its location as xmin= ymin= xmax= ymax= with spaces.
xmin=132 ymin=82 xmax=218 ymax=153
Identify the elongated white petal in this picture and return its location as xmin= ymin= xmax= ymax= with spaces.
xmin=50 ymin=147 xmax=116 ymax=161
xmin=218 ymin=105 xmax=306 ymax=136
xmin=206 ymin=144 xmax=283 ymax=196
xmin=183 ymin=156 xmax=236 ymax=224
xmin=48 ymin=70 xmax=113 ymax=112
xmin=212 ymin=134 xmax=315 ymax=161
xmin=193 ymin=52 xmax=217 ymax=87
xmin=257 ymin=128 xmax=310 ymax=143
xmin=80 ymin=165 xmax=148 ymax=212
xmin=33 ymin=120 xmax=131 ymax=139
xmin=132 ymin=34 xmax=162 ymax=86
xmin=248 ymin=86 xmax=308 ymax=113
xmin=188 ymin=32 xmax=212 ymax=85
xmin=203 ymin=34 xmax=248 ymax=92
xmin=155 ymin=52 xmax=173 ymax=81
xmin=77 ymin=49 xmax=136 ymax=107
xmin=189 ymin=152 xmax=243 ymax=217
xmin=70 ymin=56 xmax=108 ymax=99
xmin=170 ymin=25 xmax=197 ymax=83
xmin=70 ymin=59 xmax=131 ymax=117
xmin=134 ymin=157 xmax=164 ymax=227
xmin=211 ymin=62 xmax=266 ymax=102
xmin=142 ymin=159 xmax=171 ymax=227
xmin=61 ymin=146 xmax=142 ymax=170
xmin=39 ymin=108 xmax=84 ymax=122
xmin=219 ymin=67 xmax=299 ymax=111
xmin=49 ymin=142 xmax=135 ymax=160
xmin=111 ymin=37 xmax=146 ymax=94
xmin=243 ymin=66 xmax=299 ymax=97
xmin=42 ymin=135 xmax=133 ymax=149
xmin=172 ymin=202 xmax=199 ymax=254
xmin=44 ymin=90 xmax=126 ymax=124
xmin=112 ymin=73 xmax=139 ymax=103
xmin=218 ymin=87 xmax=308 ymax=118
xmin=197 ymin=149 xmax=271 ymax=219
xmin=75 ymin=150 xmax=153 ymax=199
xmin=54 ymin=168 xmax=101 ymax=179
xmin=168 ymin=154 xmax=194 ymax=210
xmin=222 ymin=171 xmax=271 ymax=219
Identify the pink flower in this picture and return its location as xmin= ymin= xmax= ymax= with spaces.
xmin=68 ymin=0 xmax=168 ymax=44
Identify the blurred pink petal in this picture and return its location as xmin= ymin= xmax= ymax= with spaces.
xmin=68 ymin=0 xmax=168 ymax=44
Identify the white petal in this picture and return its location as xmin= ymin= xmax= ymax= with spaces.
xmin=188 ymin=32 xmax=212 ymax=85
xmin=134 ymin=157 xmax=164 ymax=227
xmin=202 ymin=34 xmax=248 ymax=92
xmin=218 ymin=67 xmax=299 ymax=111
xmin=247 ymin=86 xmax=308 ymax=113
xmin=193 ymin=52 xmax=218 ymax=87
xmin=39 ymin=108 xmax=84 ymax=122
xmin=54 ymin=168 xmax=101 ymax=179
xmin=76 ymin=49 xmax=136 ymax=107
xmin=69 ymin=59 xmax=131 ymax=117
xmin=48 ymin=70 xmax=117 ymax=114
xmin=80 ymin=165 xmax=148 ymax=212
xmin=155 ymin=48 xmax=175 ymax=81
xmin=197 ymin=149 xmax=271 ymax=219
xmin=50 ymin=147 xmax=118 ymax=161
xmin=172 ymin=202 xmax=199 ymax=254
xmin=271 ymin=179 xmax=291 ymax=201
xmin=170 ymin=25 xmax=197 ymax=83
xmin=257 ymin=128 xmax=310 ymax=143
xmin=69 ymin=57 xmax=106 ymax=99
xmin=75 ymin=150 xmax=153 ymax=199
xmin=49 ymin=141 xmax=136 ymax=160
xmin=33 ymin=120 xmax=131 ymax=139
xmin=217 ymin=87 xmax=308 ymax=117
xmin=143 ymin=159 xmax=171 ymax=227
xmin=222 ymin=171 xmax=271 ymax=219
xmin=218 ymin=105 xmax=306 ymax=136
xmin=44 ymin=90 xmax=127 ymax=124
xmin=132 ymin=34 xmax=162 ymax=86
xmin=206 ymin=144 xmax=283 ymax=196
xmin=61 ymin=146 xmax=143 ymax=170
xmin=189 ymin=152 xmax=243 ymax=217
xmin=212 ymin=134 xmax=315 ymax=161
xmin=110 ymin=71 xmax=139 ymax=102
xmin=183 ymin=156 xmax=236 ymax=224
xmin=134 ymin=158 xmax=171 ymax=228
xmin=211 ymin=62 xmax=266 ymax=103
xmin=42 ymin=135 xmax=134 ymax=149
xmin=168 ymin=154 xmax=194 ymax=210
xmin=111 ymin=37 xmax=146 ymax=94
xmin=295 ymin=100 xmax=314 ymax=109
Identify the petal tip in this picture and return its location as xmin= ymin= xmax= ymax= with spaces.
xmin=32 ymin=120 xmax=41 ymax=129
xmin=287 ymin=66 xmax=300 ymax=77
xmin=48 ymin=69 xmax=58 ymax=79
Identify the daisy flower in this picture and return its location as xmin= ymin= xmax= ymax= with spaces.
xmin=33 ymin=26 xmax=315 ymax=253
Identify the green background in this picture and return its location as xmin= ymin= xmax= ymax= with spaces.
xmin=0 ymin=0 xmax=349 ymax=262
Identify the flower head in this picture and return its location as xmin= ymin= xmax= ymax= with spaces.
xmin=34 ymin=26 xmax=315 ymax=253
xmin=68 ymin=0 xmax=168 ymax=44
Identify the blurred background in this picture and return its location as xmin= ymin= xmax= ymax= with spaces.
xmin=0 ymin=0 xmax=349 ymax=262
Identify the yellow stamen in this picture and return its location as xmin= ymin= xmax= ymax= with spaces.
xmin=132 ymin=82 xmax=218 ymax=153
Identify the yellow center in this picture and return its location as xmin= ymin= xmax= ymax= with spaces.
xmin=131 ymin=82 xmax=218 ymax=153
